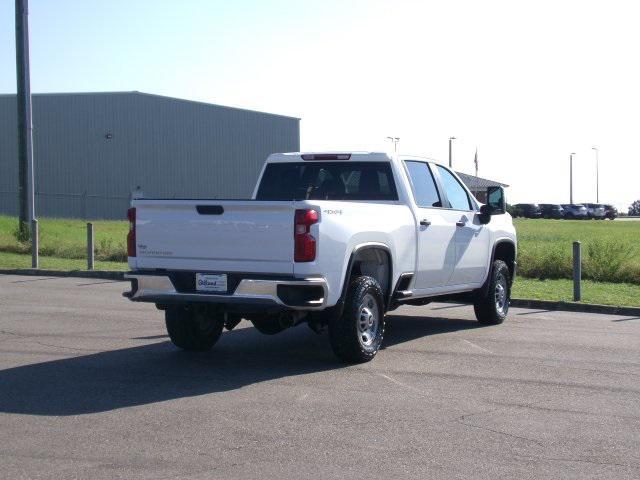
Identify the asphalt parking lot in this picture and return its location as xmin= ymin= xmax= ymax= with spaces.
xmin=0 ymin=275 xmax=638 ymax=479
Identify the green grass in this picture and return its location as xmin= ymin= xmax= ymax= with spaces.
xmin=515 ymin=218 xmax=640 ymax=284
xmin=2 ymin=215 xmax=640 ymax=305
xmin=0 ymin=215 xmax=127 ymax=262
xmin=0 ymin=251 xmax=128 ymax=271
xmin=513 ymin=277 xmax=640 ymax=307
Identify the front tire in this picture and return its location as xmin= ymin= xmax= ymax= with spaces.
xmin=473 ymin=260 xmax=511 ymax=325
xmin=165 ymin=305 xmax=224 ymax=351
xmin=329 ymin=276 xmax=385 ymax=363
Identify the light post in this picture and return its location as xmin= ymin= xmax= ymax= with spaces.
xmin=592 ymin=147 xmax=599 ymax=203
xmin=386 ymin=136 xmax=400 ymax=153
xmin=15 ymin=0 xmax=38 ymax=268
xmin=569 ymin=152 xmax=576 ymax=204
xmin=448 ymin=136 xmax=456 ymax=168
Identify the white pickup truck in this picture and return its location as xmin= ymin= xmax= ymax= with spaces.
xmin=124 ymin=152 xmax=516 ymax=362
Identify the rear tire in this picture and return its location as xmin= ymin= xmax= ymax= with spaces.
xmin=165 ymin=306 xmax=224 ymax=351
xmin=473 ymin=260 xmax=511 ymax=325
xmin=329 ymin=276 xmax=385 ymax=363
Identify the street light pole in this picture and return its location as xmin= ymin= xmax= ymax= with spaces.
xmin=448 ymin=137 xmax=456 ymax=168
xmin=15 ymin=0 xmax=37 ymax=268
xmin=592 ymin=147 xmax=599 ymax=203
xmin=386 ymin=136 xmax=400 ymax=153
xmin=569 ymin=153 xmax=576 ymax=204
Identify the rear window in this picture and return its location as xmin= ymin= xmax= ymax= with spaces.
xmin=256 ymin=162 xmax=398 ymax=201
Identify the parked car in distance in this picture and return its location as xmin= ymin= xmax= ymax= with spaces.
xmin=604 ymin=204 xmax=618 ymax=220
xmin=539 ymin=204 xmax=565 ymax=219
xmin=513 ymin=203 xmax=542 ymax=218
xmin=561 ymin=204 xmax=589 ymax=219
xmin=584 ymin=203 xmax=606 ymax=220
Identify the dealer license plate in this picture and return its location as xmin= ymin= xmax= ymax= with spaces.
xmin=195 ymin=273 xmax=228 ymax=293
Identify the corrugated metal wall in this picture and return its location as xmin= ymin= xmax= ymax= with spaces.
xmin=0 ymin=92 xmax=300 ymax=219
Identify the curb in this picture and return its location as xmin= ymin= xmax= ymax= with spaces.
xmin=0 ymin=268 xmax=125 ymax=281
xmin=511 ymin=298 xmax=640 ymax=317
xmin=1 ymin=269 xmax=639 ymax=316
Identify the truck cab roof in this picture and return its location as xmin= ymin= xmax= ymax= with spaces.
xmin=266 ymin=151 xmax=440 ymax=166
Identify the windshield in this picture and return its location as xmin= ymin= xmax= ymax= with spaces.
xmin=256 ymin=162 xmax=398 ymax=201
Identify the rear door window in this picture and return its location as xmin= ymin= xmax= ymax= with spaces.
xmin=256 ymin=162 xmax=398 ymax=201
xmin=404 ymin=161 xmax=442 ymax=208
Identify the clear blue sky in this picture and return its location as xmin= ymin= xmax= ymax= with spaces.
xmin=1 ymin=0 xmax=639 ymax=209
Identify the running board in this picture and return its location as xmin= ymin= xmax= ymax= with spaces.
xmin=394 ymin=290 xmax=413 ymax=299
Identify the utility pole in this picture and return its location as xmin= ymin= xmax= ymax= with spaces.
xmin=15 ymin=0 xmax=38 ymax=267
xmin=448 ymin=136 xmax=456 ymax=168
xmin=569 ymin=152 xmax=576 ymax=204
xmin=592 ymin=147 xmax=599 ymax=203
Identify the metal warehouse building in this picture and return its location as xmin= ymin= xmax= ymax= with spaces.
xmin=0 ymin=92 xmax=300 ymax=219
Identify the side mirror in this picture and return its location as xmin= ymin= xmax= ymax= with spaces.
xmin=479 ymin=186 xmax=506 ymax=224
xmin=486 ymin=186 xmax=506 ymax=214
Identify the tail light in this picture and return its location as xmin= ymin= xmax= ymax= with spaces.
xmin=127 ymin=207 xmax=136 ymax=257
xmin=294 ymin=209 xmax=318 ymax=262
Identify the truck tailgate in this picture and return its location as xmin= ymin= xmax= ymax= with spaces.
xmin=132 ymin=200 xmax=295 ymax=274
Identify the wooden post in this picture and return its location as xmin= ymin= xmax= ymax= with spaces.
xmin=31 ymin=218 xmax=38 ymax=268
xmin=87 ymin=222 xmax=94 ymax=270
xmin=573 ymin=241 xmax=581 ymax=301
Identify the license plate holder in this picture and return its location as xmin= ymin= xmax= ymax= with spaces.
xmin=195 ymin=273 xmax=228 ymax=293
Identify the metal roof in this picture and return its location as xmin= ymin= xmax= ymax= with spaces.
xmin=455 ymin=171 xmax=509 ymax=190
xmin=0 ymin=90 xmax=301 ymax=121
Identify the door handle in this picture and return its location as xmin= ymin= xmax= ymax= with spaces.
xmin=456 ymin=221 xmax=466 ymax=227
xmin=420 ymin=219 xmax=431 ymax=227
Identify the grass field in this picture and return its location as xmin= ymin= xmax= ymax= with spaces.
xmin=514 ymin=218 xmax=640 ymax=283
xmin=513 ymin=277 xmax=640 ymax=307
xmin=0 ymin=215 xmax=127 ymax=262
xmin=2 ymin=251 xmax=636 ymax=306
xmin=0 ymin=251 xmax=128 ymax=271
xmin=1 ymin=215 xmax=639 ymax=305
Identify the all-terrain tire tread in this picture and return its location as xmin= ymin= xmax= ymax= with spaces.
xmin=329 ymin=276 xmax=385 ymax=363
xmin=165 ymin=307 xmax=224 ymax=351
xmin=473 ymin=260 xmax=511 ymax=325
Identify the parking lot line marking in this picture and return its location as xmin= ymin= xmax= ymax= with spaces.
xmin=377 ymin=373 xmax=431 ymax=397
xmin=517 ymin=309 xmax=554 ymax=316
xmin=463 ymin=339 xmax=494 ymax=354
xmin=612 ymin=317 xmax=640 ymax=322
xmin=9 ymin=277 xmax=61 ymax=284
xmin=76 ymin=280 xmax=124 ymax=286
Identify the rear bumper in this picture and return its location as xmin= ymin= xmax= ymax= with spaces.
xmin=123 ymin=271 xmax=328 ymax=311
